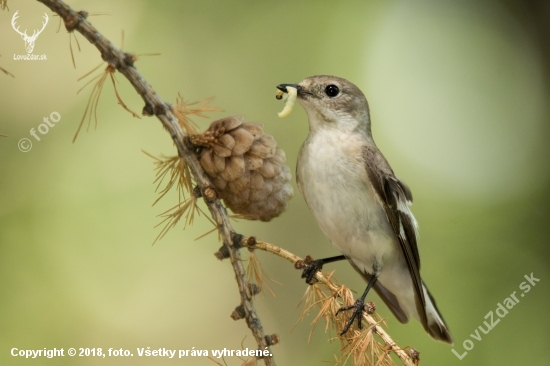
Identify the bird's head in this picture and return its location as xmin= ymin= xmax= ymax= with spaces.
xmin=277 ymin=75 xmax=371 ymax=134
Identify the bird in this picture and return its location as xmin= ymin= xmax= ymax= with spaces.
xmin=276 ymin=75 xmax=453 ymax=343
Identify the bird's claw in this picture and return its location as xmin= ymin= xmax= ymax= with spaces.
xmin=336 ymin=298 xmax=366 ymax=335
xmin=297 ymin=255 xmax=323 ymax=285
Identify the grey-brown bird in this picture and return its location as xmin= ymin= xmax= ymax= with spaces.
xmin=277 ymin=75 xmax=453 ymax=343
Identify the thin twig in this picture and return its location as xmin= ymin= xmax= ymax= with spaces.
xmin=35 ymin=0 xmax=275 ymax=364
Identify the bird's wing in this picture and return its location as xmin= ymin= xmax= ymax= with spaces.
xmin=362 ymin=144 xmax=427 ymax=324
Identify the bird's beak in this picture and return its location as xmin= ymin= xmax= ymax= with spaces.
xmin=277 ymin=83 xmax=300 ymax=94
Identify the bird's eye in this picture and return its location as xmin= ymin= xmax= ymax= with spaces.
xmin=325 ymin=85 xmax=339 ymax=98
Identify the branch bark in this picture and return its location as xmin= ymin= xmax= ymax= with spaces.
xmin=36 ymin=0 xmax=275 ymax=364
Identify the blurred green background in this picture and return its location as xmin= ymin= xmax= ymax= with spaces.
xmin=1 ymin=0 xmax=549 ymax=365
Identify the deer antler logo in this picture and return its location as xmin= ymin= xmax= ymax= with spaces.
xmin=11 ymin=11 xmax=49 ymax=54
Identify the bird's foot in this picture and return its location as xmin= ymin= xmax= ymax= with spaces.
xmin=336 ymin=298 xmax=366 ymax=335
xmin=295 ymin=255 xmax=323 ymax=285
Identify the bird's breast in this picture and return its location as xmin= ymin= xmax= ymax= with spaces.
xmin=297 ymin=129 xmax=397 ymax=272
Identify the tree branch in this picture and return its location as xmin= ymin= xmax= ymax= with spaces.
xmin=36 ymin=0 xmax=275 ymax=364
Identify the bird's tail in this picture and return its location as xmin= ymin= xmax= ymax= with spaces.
xmin=371 ymin=277 xmax=453 ymax=344
xmin=351 ymin=262 xmax=453 ymax=344
xmin=421 ymin=282 xmax=453 ymax=344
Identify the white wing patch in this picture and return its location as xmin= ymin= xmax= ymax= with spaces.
xmin=395 ymin=192 xmax=419 ymax=240
xmin=399 ymin=221 xmax=406 ymax=241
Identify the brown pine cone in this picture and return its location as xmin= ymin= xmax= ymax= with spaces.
xmin=190 ymin=116 xmax=293 ymax=221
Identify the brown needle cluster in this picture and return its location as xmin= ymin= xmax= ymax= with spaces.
xmin=172 ymin=94 xmax=221 ymax=135
xmin=74 ymin=61 xmax=140 ymax=142
xmin=298 ymin=281 xmax=399 ymax=366
xmin=145 ymin=152 xmax=214 ymax=243
xmin=145 ymin=95 xmax=224 ymax=243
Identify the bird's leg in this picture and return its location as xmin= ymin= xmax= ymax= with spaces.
xmin=298 ymin=255 xmax=346 ymax=285
xmin=336 ymin=274 xmax=378 ymax=335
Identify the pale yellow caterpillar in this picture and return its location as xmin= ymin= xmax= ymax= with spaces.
xmin=277 ymin=86 xmax=297 ymax=118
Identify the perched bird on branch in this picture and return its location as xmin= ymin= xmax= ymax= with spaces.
xmin=277 ymin=75 xmax=453 ymax=343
